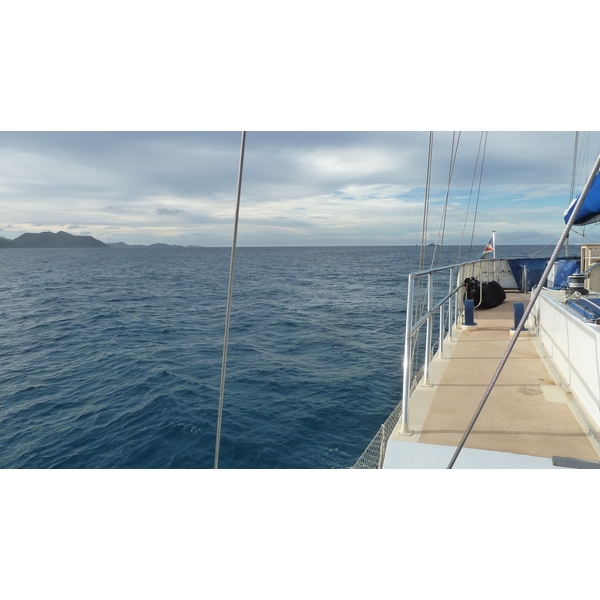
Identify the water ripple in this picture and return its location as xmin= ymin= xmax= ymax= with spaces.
xmin=0 ymin=245 xmax=541 ymax=468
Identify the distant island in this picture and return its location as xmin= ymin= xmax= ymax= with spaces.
xmin=106 ymin=241 xmax=200 ymax=248
xmin=0 ymin=231 xmax=108 ymax=248
xmin=0 ymin=231 xmax=204 ymax=249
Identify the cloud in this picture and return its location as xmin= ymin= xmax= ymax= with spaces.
xmin=105 ymin=205 xmax=140 ymax=214
xmin=156 ymin=207 xmax=189 ymax=217
xmin=0 ymin=131 xmax=599 ymax=246
xmin=296 ymin=145 xmax=400 ymax=179
xmin=337 ymin=183 xmax=413 ymax=200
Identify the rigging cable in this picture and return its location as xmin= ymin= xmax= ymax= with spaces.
xmin=214 ymin=131 xmax=247 ymax=469
xmin=566 ymin=132 xmax=579 ymax=256
xmin=447 ymin=151 xmax=600 ymax=468
xmin=570 ymin=132 xmax=579 ymax=202
xmin=457 ymin=132 xmax=486 ymax=263
xmin=413 ymin=133 xmax=435 ymax=377
xmin=573 ymin=225 xmax=600 ymax=244
xmin=467 ymin=132 xmax=488 ymax=260
xmin=419 ymin=132 xmax=434 ymax=271
xmin=527 ymin=237 xmax=561 ymax=258
xmin=431 ymin=132 xmax=461 ymax=268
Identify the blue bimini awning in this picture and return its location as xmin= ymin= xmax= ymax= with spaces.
xmin=564 ymin=171 xmax=600 ymax=226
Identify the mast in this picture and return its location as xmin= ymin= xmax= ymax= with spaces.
xmin=492 ymin=230 xmax=496 ymax=260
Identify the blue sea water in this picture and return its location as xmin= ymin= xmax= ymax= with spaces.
xmin=0 ymin=244 xmax=552 ymax=469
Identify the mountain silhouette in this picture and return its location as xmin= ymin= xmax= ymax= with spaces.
xmin=2 ymin=231 xmax=108 ymax=248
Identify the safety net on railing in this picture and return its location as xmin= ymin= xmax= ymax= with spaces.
xmin=352 ymin=401 xmax=403 ymax=469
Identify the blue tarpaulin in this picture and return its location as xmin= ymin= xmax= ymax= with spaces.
xmin=508 ymin=258 xmax=549 ymax=291
xmin=552 ymin=259 xmax=580 ymax=286
xmin=507 ymin=258 xmax=580 ymax=291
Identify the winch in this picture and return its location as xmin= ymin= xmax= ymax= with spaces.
xmin=566 ymin=273 xmax=589 ymax=298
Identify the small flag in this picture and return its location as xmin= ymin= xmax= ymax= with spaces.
xmin=481 ymin=238 xmax=494 ymax=259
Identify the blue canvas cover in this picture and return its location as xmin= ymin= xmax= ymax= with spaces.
xmin=567 ymin=297 xmax=600 ymax=321
xmin=508 ymin=258 xmax=580 ymax=291
xmin=508 ymin=258 xmax=549 ymax=291
xmin=564 ymin=171 xmax=600 ymax=225
xmin=552 ymin=258 xmax=580 ymax=286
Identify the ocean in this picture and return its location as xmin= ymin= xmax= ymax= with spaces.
xmin=0 ymin=244 xmax=553 ymax=469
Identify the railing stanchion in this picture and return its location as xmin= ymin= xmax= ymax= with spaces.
xmin=378 ymin=424 xmax=386 ymax=468
xmin=455 ymin=268 xmax=460 ymax=330
xmin=439 ymin=305 xmax=444 ymax=358
xmin=448 ymin=267 xmax=454 ymax=341
xmin=423 ymin=272 xmax=433 ymax=386
xmin=400 ymin=273 xmax=415 ymax=435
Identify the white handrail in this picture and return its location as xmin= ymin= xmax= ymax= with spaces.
xmin=399 ymin=259 xmax=480 ymax=433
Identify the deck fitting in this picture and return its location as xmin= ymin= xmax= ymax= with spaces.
xmin=398 ymin=422 xmax=414 ymax=436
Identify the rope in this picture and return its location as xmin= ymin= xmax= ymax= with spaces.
xmin=214 ymin=131 xmax=247 ymax=469
xmin=581 ymin=259 xmax=600 ymax=276
xmin=447 ymin=151 xmax=600 ymax=469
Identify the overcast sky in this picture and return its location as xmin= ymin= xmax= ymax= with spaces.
xmin=3 ymin=5 xmax=599 ymax=249
xmin=1 ymin=131 xmax=600 ymax=247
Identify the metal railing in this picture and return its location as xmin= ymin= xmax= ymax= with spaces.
xmin=400 ymin=257 xmax=526 ymax=429
xmin=352 ymin=257 xmax=543 ymax=468
xmin=353 ymin=255 xmax=565 ymax=468
xmin=354 ymin=258 xmax=488 ymax=467
xmin=399 ymin=261 xmax=468 ymax=432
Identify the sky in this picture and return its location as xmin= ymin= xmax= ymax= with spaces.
xmin=3 ymin=4 xmax=599 ymax=250
xmin=2 ymin=130 xmax=600 ymax=248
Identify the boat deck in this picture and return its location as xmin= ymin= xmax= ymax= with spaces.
xmin=384 ymin=292 xmax=600 ymax=468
